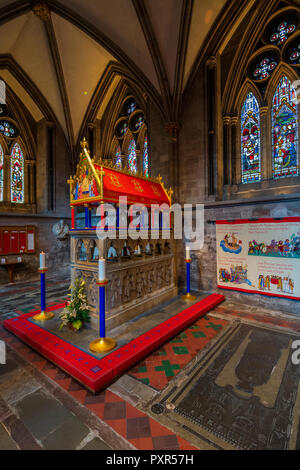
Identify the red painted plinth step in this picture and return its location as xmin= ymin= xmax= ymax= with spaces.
xmin=4 ymin=294 xmax=225 ymax=393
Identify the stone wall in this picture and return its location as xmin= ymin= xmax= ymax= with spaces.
xmin=146 ymin=65 xmax=300 ymax=316
xmin=185 ymin=200 xmax=300 ymax=315
xmin=0 ymin=124 xmax=71 ymax=285
xmin=173 ymin=64 xmax=300 ymax=315
xmin=148 ymin=103 xmax=173 ymax=188
xmin=0 ymin=215 xmax=71 ymax=285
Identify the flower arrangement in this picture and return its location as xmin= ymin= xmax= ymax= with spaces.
xmin=59 ymin=278 xmax=90 ymax=331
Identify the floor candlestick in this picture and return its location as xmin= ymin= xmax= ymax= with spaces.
xmin=182 ymin=259 xmax=196 ymax=301
xmin=89 ymin=280 xmax=116 ymax=353
xmin=33 ymin=268 xmax=55 ymax=321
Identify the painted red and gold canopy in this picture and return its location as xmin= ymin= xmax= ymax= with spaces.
xmin=68 ymin=140 xmax=172 ymax=208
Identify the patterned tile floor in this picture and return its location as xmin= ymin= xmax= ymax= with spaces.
xmin=0 ymin=321 xmax=196 ymax=450
xmin=1 ymin=278 xmax=300 ymax=450
xmin=213 ymin=303 xmax=300 ymax=331
xmin=128 ymin=315 xmax=229 ymax=390
xmin=0 ymin=274 xmax=69 ymax=319
xmin=0 ymin=277 xmax=198 ymax=450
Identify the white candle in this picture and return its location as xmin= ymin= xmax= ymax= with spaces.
xmin=98 ymin=258 xmax=106 ymax=281
xmin=186 ymin=246 xmax=190 ymax=260
xmin=40 ymin=252 xmax=46 ymax=269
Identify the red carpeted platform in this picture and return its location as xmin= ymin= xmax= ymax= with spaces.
xmin=3 ymin=294 xmax=225 ymax=393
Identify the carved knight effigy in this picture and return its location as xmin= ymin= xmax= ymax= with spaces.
xmin=68 ymin=139 xmax=177 ymax=330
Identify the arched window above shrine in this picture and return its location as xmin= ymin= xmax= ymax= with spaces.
xmin=128 ymin=139 xmax=137 ymax=174
xmin=143 ymin=136 xmax=149 ymax=177
xmin=108 ymin=90 xmax=149 ymax=176
xmin=115 ymin=145 xmax=122 ymax=169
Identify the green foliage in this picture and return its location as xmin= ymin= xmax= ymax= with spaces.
xmin=59 ymin=278 xmax=90 ymax=331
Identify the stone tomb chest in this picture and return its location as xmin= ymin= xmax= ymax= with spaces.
xmin=68 ymin=140 xmax=177 ymax=330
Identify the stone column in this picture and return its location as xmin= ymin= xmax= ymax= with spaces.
xmin=136 ymin=149 xmax=142 ymax=174
xmin=87 ymin=124 xmax=95 ymax=158
xmin=36 ymin=120 xmax=49 ymax=213
xmin=260 ymin=106 xmax=269 ymax=183
xmin=121 ymin=153 xmax=126 ymax=171
xmin=206 ymin=56 xmax=217 ymax=197
xmin=4 ymin=153 xmax=10 ymax=202
xmin=24 ymin=160 xmax=30 ymax=204
xmin=31 ymin=161 xmax=36 ymax=204
xmin=165 ymin=122 xmax=180 ymax=199
xmin=223 ymin=116 xmax=231 ymax=187
xmin=94 ymin=119 xmax=101 ymax=158
xmin=231 ymin=116 xmax=238 ymax=185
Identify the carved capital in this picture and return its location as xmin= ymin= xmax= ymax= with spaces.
xmin=260 ymin=106 xmax=269 ymax=116
xmin=230 ymin=116 xmax=238 ymax=125
xmin=165 ymin=122 xmax=180 ymax=140
xmin=223 ymin=116 xmax=231 ymax=126
xmin=32 ymin=2 xmax=51 ymax=21
xmin=206 ymin=56 xmax=217 ymax=69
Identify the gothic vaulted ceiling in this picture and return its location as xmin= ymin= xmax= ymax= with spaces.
xmin=0 ymin=0 xmax=228 ymax=148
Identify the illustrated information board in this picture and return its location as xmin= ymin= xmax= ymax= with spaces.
xmin=216 ymin=217 xmax=300 ymax=301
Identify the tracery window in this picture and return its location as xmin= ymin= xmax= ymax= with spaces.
xmin=272 ymin=76 xmax=298 ymax=179
xmin=110 ymin=91 xmax=149 ymax=176
xmin=252 ymin=56 xmax=278 ymax=81
xmin=237 ymin=8 xmax=300 ymax=186
xmin=269 ymin=20 xmax=296 ymax=46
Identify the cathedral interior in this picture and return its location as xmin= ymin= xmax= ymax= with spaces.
xmin=0 ymin=0 xmax=300 ymax=452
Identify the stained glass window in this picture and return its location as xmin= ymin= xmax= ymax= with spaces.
xmin=0 ymin=120 xmax=19 ymax=139
xmin=143 ymin=136 xmax=149 ymax=177
xmin=10 ymin=143 xmax=24 ymax=203
xmin=241 ymin=92 xmax=261 ymax=184
xmin=287 ymin=41 xmax=300 ymax=65
xmin=130 ymin=112 xmax=144 ymax=132
xmin=252 ymin=57 xmax=277 ymax=81
xmin=128 ymin=139 xmax=137 ymax=173
xmin=0 ymin=144 xmax=3 ymax=202
xmin=115 ymin=145 xmax=122 ymax=169
xmin=125 ymin=99 xmax=136 ymax=115
xmin=116 ymin=119 xmax=128 ymax=139
xmin=272 ymin=76 xmax=298 ymax=179
xmin=269 ymin=20 xmax=296 ymax=46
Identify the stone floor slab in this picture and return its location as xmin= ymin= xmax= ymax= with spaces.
xmin=13 ymin=389 xmax=72 ymax=441
xmin=0 ymin=423 xmax=18 ymax=450
xmin=81 ymin=436 xmax=112 ymax=450
xmin=41 ymin=414 xmax=90 ymax=450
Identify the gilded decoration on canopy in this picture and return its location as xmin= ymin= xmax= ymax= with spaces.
xmin=68 ymin=139 xmax=173 ymax=205
xmin=110 ymin=174 xmax=123 ymax=188
xmin=132 ymin=180 xmax=144 ymax=193
xmin=151 ymin=185 xmax=161 ymax=197
xmin=68 ymin=138 xmax=102 ymax=203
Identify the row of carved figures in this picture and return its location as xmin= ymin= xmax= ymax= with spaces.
xmin=75 ymin=238 xmax=172 ymax=263
xmin=75 ymin=260 xmax=173 ymax=309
